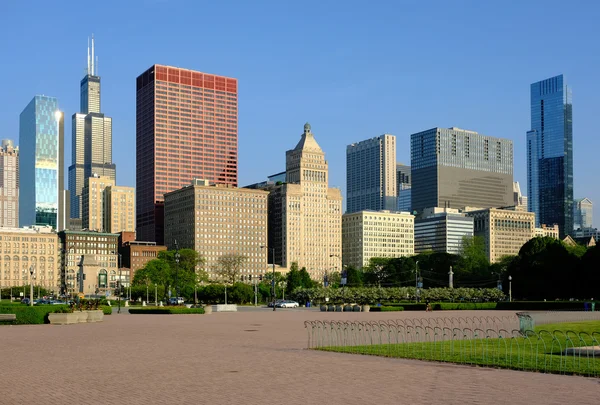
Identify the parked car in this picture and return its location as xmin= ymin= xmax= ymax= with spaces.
xmin=275 ymin=300 xmax=299 ymax=308
xmin=168 ymin=297 xmax=185 ymax=305
xmin=268 ymin=299 xmax=284 ymax=308
xmin=21 ymin=298 xmax=30 ymax=305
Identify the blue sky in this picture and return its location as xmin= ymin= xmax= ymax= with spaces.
xmin=1 ymin=0 xmax=598 ymax=226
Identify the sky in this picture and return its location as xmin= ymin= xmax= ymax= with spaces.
xmin=1 ymin=0 xmax=598 ymax=227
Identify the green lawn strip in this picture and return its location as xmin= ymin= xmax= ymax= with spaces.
xmin=317 ymin=321 xmax=600 ymax=376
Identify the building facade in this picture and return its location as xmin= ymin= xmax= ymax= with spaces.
xmin=411 ymin=127 xmax=513 ymax=213
xmin=346 ymin=134 xmax=397 ymax=213
xmin=267 ymin=124 xmax=342 ymax=280
xmin=513 ymin=181 xmax=528 ymax=211
xmin=414 ymin=207 xmax=474 ymax=254
xmin=136 ymin=65 xmax=238 ymax=244
xmin=19 ymin=95 xmax=65 ymax=230
xmin=118 ymin=232 xmax=166 ymax=277
xmin=58 ymin=230 xmax=119 ymax=297
xmin=105 ymin=185 xmax=135 ymax=233
xmin=535 ymin=224 xmax=560 ymax=239
xmin=82 ymin=175 xmax=114 ymax=231
xmin=527 ymin=74 xmax=573 ymax=237
xmin=342 ymin=210 xmax=414 ymax=269
xmin=573 ymin=198 xmax=593 ymax=230
xmin=396 ymin=163 xmax=411 ymax=212
xmin=164 ymin=180 xmax=268 ymax=280
xmin=68 ymin=37 xmax=116 ymax=220
xmin=0 ymin=226 xmax=59 ymax=291
xmin=0 ymin=140 xmax=19 ymax=228
xmin=467 ymin=208 xmax=535 ymax=263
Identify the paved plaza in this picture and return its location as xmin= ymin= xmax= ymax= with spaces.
xmin=0 ymin=309 xmax=598 ymax=404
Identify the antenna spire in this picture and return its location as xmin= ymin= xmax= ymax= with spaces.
xmin=87 ymin=37 xmax=90 ymax=75
xmin=91 ymin=34 xmax=95 ymax=75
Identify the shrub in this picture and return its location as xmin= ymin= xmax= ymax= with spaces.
xmin=100 ymin=306 xmax=112 ymax=315
xmin=128 ymin=307 xmax=205 ymax=314
xmin=0 ymin=305 xmax=70 ymax=324
xmin=370 ymin=306 xmax=404 ymax=312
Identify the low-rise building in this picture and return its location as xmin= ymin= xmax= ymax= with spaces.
xmin=342 ymin=210 xmax=414 ymax=269
xmin=58 ymin=230 xmax=120 ymax=297
xmin=535 ymin=224 xmax=560 ymax=239
xmin=414 ymin=207 xmax=474 ymax=254
xmin=164 ymin=179 xmax=268 ymax=280
xmin=118 ymin=231 xmax=167 ymax=278
xmin=0 ymin=226 xmax=59 ymax=291
xmin=467 ymin=208 xmax=535 ymax=263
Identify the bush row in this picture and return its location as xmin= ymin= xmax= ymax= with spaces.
xmin=369 ymin=306 xmax=404 ymax=312
xmin=128 ymin=307 xmax=205 ymax=314
xmin=0 ymin=305 xmax=69 ymax=324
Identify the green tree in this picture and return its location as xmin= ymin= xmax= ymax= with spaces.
xmin=299 ymin=267 xmax=315 ymax=289
xmin=458 ymin=236 xmax=490 ymax=276
xmin=364 ymin=258 xmax=393 ymax=287
xmin=345 ymin=265 xmax=364 ymax=287
xmin=285 ymin=262 xmax=303 ymax=295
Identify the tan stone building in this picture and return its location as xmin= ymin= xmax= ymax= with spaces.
xmin=0 ymin=226 xmax=59 ymax=291
xmin=58 ymin=230 xmax=120 ymax=297
xmin=535 ymin=224 xmax=560 ymax=239
xmin=467 ymin=208 xmax=535 ymax=263
xmin=82 ymin=175 xmax=135 ymax=233
xmin=0 ymin=139 xmax=19 ymax=228
xmin=267 ymin=123 xmax=342 ymax=280
xmin=342 ymin=210 xmax=414 ymax=269
xmin=164 ymin=180 xmax=268 ymax=280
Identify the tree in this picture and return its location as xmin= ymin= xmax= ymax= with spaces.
xmin=214 ymin=254 xmax=248 ymax=285
xmin=132 ymin=259 xmax=172 ymax=301
xmin=299 ymin=267 xmax=315 ymax=289
xmin=458 ymin=236 xmax=490 ymax=278
xmin=345 ymin=265 xmax=364 ymax=287
xmin=285 ymin=262 xmax=303 ymax=295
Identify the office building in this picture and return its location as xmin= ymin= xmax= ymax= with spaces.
xmin=268 ymin=123 xmax=342 ymax=279
xmin=0 ymin=140 xmax=19 ymax=227
xmin=414 ymin=207 xmax=474 ymax=254
xmin=68 ymin=37 xmax=116 ymax=220
xmin=19 ymin=96 xmax=65 ymax=230
xmin=59 ymin=230 xmax=119 ymax=296
xmin=342 ymin=210 xmax=414 ymax=269
xmin=535 ymin=224 xmax=560 ymax=239
xmin=527 ymin=74 xmax=573 ymax=237
xmin=397 ymin=163 xmax=411 ymax=212
xmin=164 ymin=180 xmax=268 ymax=280
xmin=82 ymin=175 xmax=114 ymax=231
xmin=136 ymin=65 xmax=238 ymax=244
xmin=81 ymin=175 xmax=135 ymax=233
xmin=467 ymin=208 xmax=535 ymax=263
xmin=0 ymin=226 xmax=59 ymax=290
xmin=411 ymin=127 xmax=513 ymax=213
xmin=118 ymin=232 xmax=166 ymax=277
xmin=346 ymin=134 xmax=397 ymax=213
xmin=573 ymin=198 xmax=593 ymax=230
xmin=513 ymin=181 xmax=528 ymax=211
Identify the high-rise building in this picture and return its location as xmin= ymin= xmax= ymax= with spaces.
xmin=0 ymin=140 xmax=19 ymax=227
xmin=573 ymin=198 xmax=593 ymax=230
xmin=397 ymin=163 xmax=411 ymax=212
xmin=467 ymin=208 xmax=535 ymax=263
xmin=527 ymin=74 xmax=573 ymax=237
xmin=136 ymin=65 xmax=238 ymax=244
xmin=82 ymin=175 xmax=114 ymax=231
xmin=81 ymin=175 xmax=135 ymax=233
xmin=513 ymin=181 xmax=528 ymax=211
xmin=68 ymin=37 xmax=116 ymax=221
xmin=535 ymin=224 xmax=560 ymax=239
xmin=267 ymin=123 xmax=342 ymax=279
xmin=414 ymin=207 xmax=474 ymax=255
xmin=19 ymin=96 xmax=65 ymax=229
xmin=0 ymin=226 xmax=59 ymax=290
xmin=346 ymin=134 xmax=397 ymax=213
xmin=411 ymin=127 xmax=513 ymax=212
xmin=164 ymin=180 xmax=268 ymax=280
xmin=342 ymin=210 xmax=414 ymax=269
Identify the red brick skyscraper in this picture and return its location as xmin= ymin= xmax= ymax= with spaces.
xmin=136 ymin=65 xmax=238 ymax=244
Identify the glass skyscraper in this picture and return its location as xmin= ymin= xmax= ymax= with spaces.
xmin=527 ymin=74 xmax=573 ymax=237
xmin=19 ymin=95 xmax=65 ymax=229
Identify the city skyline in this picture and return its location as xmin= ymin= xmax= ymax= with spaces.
xmin=1 ymin=2 xmax=599 ymax=227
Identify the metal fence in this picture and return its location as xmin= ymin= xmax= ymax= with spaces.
xmin=304 ymin=316 xmax=600 ymax=377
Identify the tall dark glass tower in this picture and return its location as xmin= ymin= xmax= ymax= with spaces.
xmin=527 ymin=74 xmax=573 ymax=237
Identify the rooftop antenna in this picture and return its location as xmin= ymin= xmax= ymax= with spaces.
xmin=87 ymin=37 xmax=90 ymax=75
xmin=91 ymin=34 xmax=95 ymax=75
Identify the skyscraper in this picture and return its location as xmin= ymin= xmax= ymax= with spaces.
xmin=527 ymin=74 xmax=573 ymax=237
xmin=136 ymin=65 xmax=238 ymax=244
xmin=573 ymin=198 xmax=593 ymax=230
xmin=267 ymin=123 xmax=342 ymax=279
xmin=411 ymin=127 xmax=513 ymax=212
xmin=19 ymin=96 xmax=65 ymax=229
xmin=0 ymin=140 xmax=19 ymax=227
xmin=68 ymin=36 xmax=116 ymax=221
xmin=396 ymin=163 xmax=411 ymax=212
xmin=513 ymin=181 xmax=528 ymax=211
xmin=346 ymin=134 xmax=396 ymax=213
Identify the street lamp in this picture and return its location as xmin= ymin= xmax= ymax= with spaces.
xmin=508 ymin=275 xmax=512 ymax=302
xmin=174 ymin=240 xmax=181 ymax=304
xmin=415 ymin=260 xmax=420 ymax=303
xmin=261 ymin=245 xmax=276 ymax=311
xmin=29 ymin=265 xmax=35 ymax=307
xmin=117 ymin=253 xmax=122 ymax=314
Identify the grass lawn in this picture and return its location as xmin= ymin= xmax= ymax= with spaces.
xmin=316 ymin=321 xmax=600 ymax=377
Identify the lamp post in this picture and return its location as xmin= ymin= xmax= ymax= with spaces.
xmin=117 ymin=253 xmax=122 ymax=314
xmin=508 ymin=275 xmax=512 ymax=302
xmin=415 ymin=260 xmax=419 ymax=303
xmin=29 ymin=266 xmax=35 ymax=306
xmin=330 ymin=253 xmax=346 ymax=303
xmin=174 ymin=240 xmax=181 ymax=304
xmin=261 ymin=245 xmax=276 ymax=311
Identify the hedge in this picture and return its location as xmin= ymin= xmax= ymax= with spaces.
xmin=369 ymin=306 xmax=404 ymax=312
xmin=128 ymin=307 xmax=205 ymax=314
xmin=100 ymin=306 xmax=112 ymax=315
xmin=0 ymin=305 xmax=69 ymax=324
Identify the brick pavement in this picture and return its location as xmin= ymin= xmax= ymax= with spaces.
xmin=0 ymin=309 xmax=598 ymax=405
